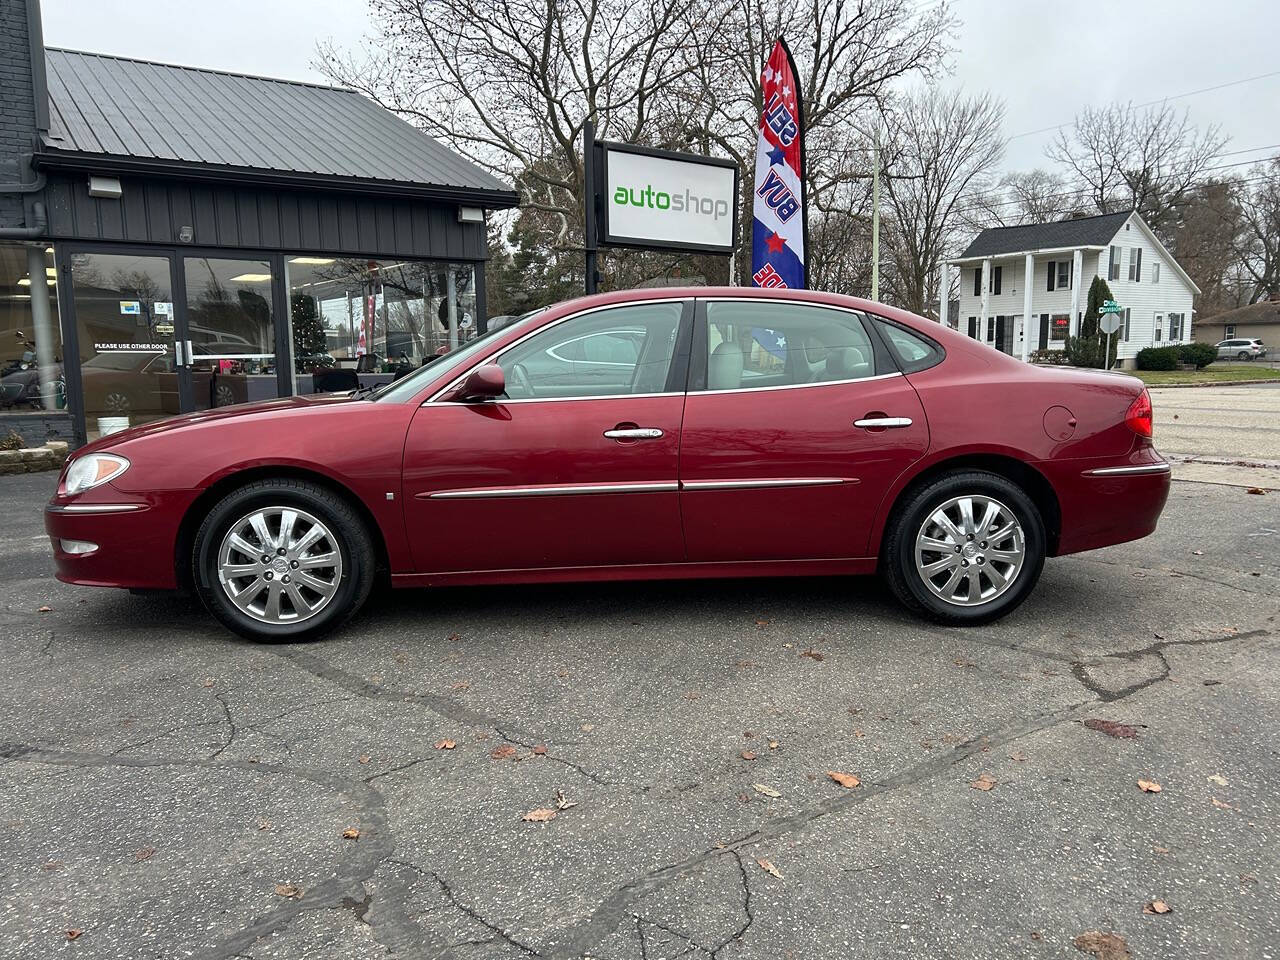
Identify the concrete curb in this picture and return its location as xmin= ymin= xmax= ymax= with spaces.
xmin=0 ymin=440 xmax=68 ymax=475
xmin=1144 ymin=379 xmax=1280 ymax=388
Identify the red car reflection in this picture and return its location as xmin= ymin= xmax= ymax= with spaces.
xmin=45 ymin=287 xmax=1169 ymax=641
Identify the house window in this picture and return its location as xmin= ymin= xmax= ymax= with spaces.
xmin=973 ymin=269 xmax=981 ymax=297
xmin=1108 ymin=246 xmax=1121 ymax=281
xmin=986 ymin=317 xmax=996 ymax=342
xmin=1151 ymin=262 xmax=1160 ymax=284
xmin=1121 ymin=308 xmax=1131 ymax=342
xmin=1225 ymin=324 xmax=1236 ymax=339
xmin=1154 ymin=313 xmax=1163 ymax=342
xmin=1168 ymin=312 xmax=1184 ymax=341
xmin=1128 ymin=247 xmax=1142 ymax=282
xmin=1057 ymin=261 xmax=1071 ymax=290
xmin=990 ymin=265 xmax=1002 ymax=295
xmin=1050 ymin=314 xmax=1070 ymax=342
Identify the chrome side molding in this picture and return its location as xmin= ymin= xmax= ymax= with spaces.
xmin=426 ymin=481 xmax=678 ymax=500
xmin=681 ymin=477 xmax=848 ymax=491
xmin=1081 ymin=463 xmax=1172 ymax=477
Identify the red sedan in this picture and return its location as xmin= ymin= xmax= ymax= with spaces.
xmin=45 ymin=287 xmax=1170 ymax=641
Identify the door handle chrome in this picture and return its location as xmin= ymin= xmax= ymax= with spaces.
xmin=854 ymin=417 xmax=913 ymax=429
xmin=604 ymin=427 xmax=664 ymax=440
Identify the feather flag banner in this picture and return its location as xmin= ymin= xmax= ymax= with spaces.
xmin=751 ymin=39 xmax=807 ymax=289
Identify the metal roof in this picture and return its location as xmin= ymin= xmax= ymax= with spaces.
xmin=39 ymin=48 xmax=517 ymax=205
xmin=957 ymin=211 xmax=1132 ymax=260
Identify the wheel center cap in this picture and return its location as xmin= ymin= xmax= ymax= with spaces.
xmin=962 ymin=542 xmax=978 ymax=559
xmin=271 ymin=557 xmax=290 ymax=574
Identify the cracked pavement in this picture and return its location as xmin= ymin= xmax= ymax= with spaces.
xmin=1 ymin=469 xmax=1278 ymax=959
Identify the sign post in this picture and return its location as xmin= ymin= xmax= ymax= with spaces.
xmin=1100 ymin=300 xmax=1123 ymax=369
xmin=582 ymin=121 xmax=599 ymax=295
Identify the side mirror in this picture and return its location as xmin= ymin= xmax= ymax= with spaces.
xmin=454 ymin=363 xmax=505 ymax=402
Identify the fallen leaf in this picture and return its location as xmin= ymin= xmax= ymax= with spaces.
xmin=740 ymin=750 xmax=756 ymax=761
xmin=256 ymin=819 xmax=273 ymax=831
xmin=1246 ymin=487 xmax=1266 ymax=495
xmin=768 ymin=740 xmax=779 ymax=750
xmin=580 ymin=723 xmax=595 ymax=733
xmin=1143 ymin=900 xmax=1172 ymax=915
xmin=1030 ymin=931 xmax=1043 ymax=941
xmin=1240 ymin=873 xmax=1258 ymax=886
xmin=274 ymin=883 xmax=303 ymax=899
xmin=65 ymin=929 xmax=82 ymax=941
xmin=970 ymin=773 xmax=996 ymax=791
xmin=737 ymin=792 xmax=750 ymax=802
xmin=342 ymin=828 xmax=360 ymax=840
xmin=554 ymin=790 xmax=577 ymax=811
xmin=41 ymin=861 xmax=60 ymax=871
xmin=1153 ymin=845 xmax=1170 ymax=854
xmin=434 ymin=739 xmax=456 ymax=750
xmin=826 ymin=771 xmax=861 ymax=789
xmin=1212 ymin=797 xmax=1235 ymax=810
xmin=1083 ymin=718 xmax=1139 ymax=739
xmin=447 ymin=633 xmax=461 ymax=642
xmin=522 ymin=808 xmax=557 ymax=823
xmin=1207 ymin=774 xmax=1228 ymax=786
xmin=450 ymin=680 xmax=470 ymax=691
xmin=1008 ymin=751 xmax=1028 ymax=762
xmin=532 ymin=744 xmax=547 ymax=756
xmin=800 ymin=648 xmax=824 ymax=662
xmin=755 ymin=619 xmax=769 ymax=627
xmin=134 ymin=846 xmax=156 ymax=862
xmin=1073 ymin=930 xmax=1131 ymax=960
xmin=756 ymin=858 xmax=783 ymax=880
xmin=201 ymin=677 xmax=214 ymax=688
xmin=490 ymin=745 xmax=517 ymax=760
xmin=357 ymin=755 xmax=371 ymax=764
xmin=753 ymin=783 xmax=781 ymax=798
xmin=37 ymin=605 xmax=51 ymax=613
xmin=1137 ymin=779 xmax=1162 ymax=793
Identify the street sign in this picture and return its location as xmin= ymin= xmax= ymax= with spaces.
xmin=1100 ymin=313 xmax=1122 ymax=334
xmin=1101 ymin=300 xmax=1122 ymax=314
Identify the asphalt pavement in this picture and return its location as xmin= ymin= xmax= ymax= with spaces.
xmin=1 ymin=454 xmax=1278 ymax=959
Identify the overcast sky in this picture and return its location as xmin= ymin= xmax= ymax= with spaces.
xmin=39 ymin=0 xmax=1280 ymax=176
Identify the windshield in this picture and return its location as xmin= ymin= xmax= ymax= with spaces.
xmin=372 ymin=308 xmax=547 ymax=403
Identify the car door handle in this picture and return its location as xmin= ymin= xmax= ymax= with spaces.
xmin=604 ymin=427 xmax=664 ymax=440
xmin=854 ymin=417 xmax=913 ymax=429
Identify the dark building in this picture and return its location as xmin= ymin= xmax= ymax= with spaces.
xmin=0 ymin=0 xmax=517 ymax=447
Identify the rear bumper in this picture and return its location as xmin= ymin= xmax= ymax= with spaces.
xmin=44 ymin=489 xmax=193 ymax=589
xmin=1040 ymin=453 xmax=1172 ymax=556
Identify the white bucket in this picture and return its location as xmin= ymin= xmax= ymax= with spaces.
xmin=97 ymin=416 xmax=130 ymax=436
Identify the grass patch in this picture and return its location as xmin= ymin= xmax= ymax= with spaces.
xmin=1134 ymin=364 xmax=1280 ymax=386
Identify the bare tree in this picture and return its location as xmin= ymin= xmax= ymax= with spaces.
xmin=1234 ymin=160 xmax=1280 ymax=303
xmin=961 ymin=169 xmax=1082 ymax=229
xmin=1046 ymin=102 xmax=1227 ymax=238
xmin=880 ymin=88 xmax=1005 ymax=316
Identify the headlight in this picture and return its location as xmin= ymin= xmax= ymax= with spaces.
xmin=64 ymin=453 xmax=130 ymax=495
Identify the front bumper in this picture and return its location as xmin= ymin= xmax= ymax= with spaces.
xmin=44 ymin=488 xmax=195 ymax=589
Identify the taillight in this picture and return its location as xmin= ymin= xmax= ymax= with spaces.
xmin=1125 ymin=389 xmax=1153 ymax=438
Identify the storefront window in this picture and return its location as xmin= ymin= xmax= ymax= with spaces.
xmin=284 ymin=257 xmax=478 ymax=394
xmin=1050 ymin=314 xmax=1070 ymax=342
xmin=1 ymin=243 xmax=64 ymax=420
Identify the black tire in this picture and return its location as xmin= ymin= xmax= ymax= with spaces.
xmin=192 ymin=479 xmax=375 ymax=642
xmin=1238 ymin=351 xmax=1250 ymax=360
xmin=881 ymin=470 xmax=1046 ymax=626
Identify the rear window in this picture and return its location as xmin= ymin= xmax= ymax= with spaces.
xmin=873 ymin=318 xmax=944 ymax=373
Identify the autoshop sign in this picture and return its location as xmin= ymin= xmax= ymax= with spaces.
xmin=600 ymin=142 xmax=739 ymax=254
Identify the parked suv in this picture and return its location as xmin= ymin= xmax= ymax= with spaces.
xmin=1216 ymin=338 xmax=1267 ymax=360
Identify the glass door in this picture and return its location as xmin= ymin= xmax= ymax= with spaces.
xmin=66 ymin=250 xmax=182 ymax=437
xmin=180 ymin=256 xmax=281 ymax=411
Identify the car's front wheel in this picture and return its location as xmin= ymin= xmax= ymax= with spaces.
xmin=1238 ymin=351 xmax=1251 ymax=360
xmin=882 ymin=470 xmax=1046 ymax=625
xmin=192 ymin=479 xmax=375 ymax=641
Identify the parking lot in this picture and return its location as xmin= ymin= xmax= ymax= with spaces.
xmin=2 ymin=391 xmax=1278 ymax=960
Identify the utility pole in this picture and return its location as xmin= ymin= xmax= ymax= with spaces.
xmin=870 ymin=128 xmax=881 ymax=303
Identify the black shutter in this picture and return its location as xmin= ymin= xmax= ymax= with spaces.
xmin=993 ymin=265 xmax=1002 ymax=295
xmin=1046 ymin=261 xmax=1055 ymax=291
xmin=1038 ymin=314 xmax=1049 ymax=350
xmin=973 ymin=269 xmax=981 ymax=297
xmin=968 ymin=316 xmax=977 ymax=338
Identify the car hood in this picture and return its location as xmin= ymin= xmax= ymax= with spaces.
xmin=75 ymin=393 xmax=359 ymax=456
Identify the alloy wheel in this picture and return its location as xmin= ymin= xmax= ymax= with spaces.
xmin=913 ymin=495 xmax=1026 ymax=607
xmin=216 ymin=507 xmax=343 ymax=625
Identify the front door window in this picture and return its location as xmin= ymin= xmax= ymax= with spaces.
xmin=68 ymin=252 xmax=178 ymax=435
xmin=183 ymin=257 xmax=278 ymax=410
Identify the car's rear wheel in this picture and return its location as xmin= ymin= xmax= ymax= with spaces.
xmin=882 ymin=470 xmax=1045 ymax=625
xmin=1238 ymin=351 xmax=1250 ymax=360
xmin=192 ymin=479 xmax=374 ymax=642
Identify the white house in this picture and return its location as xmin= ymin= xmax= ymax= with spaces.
xmin=943 ymin=211 xmax=1199 ymax=367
